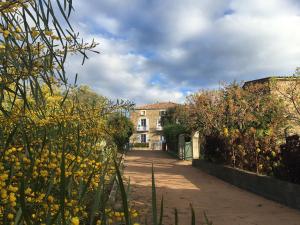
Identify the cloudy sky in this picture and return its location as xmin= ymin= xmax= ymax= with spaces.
xmin=66 ymin=0 xmax=300 ymax=104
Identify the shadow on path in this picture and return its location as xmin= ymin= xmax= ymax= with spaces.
xmin=124 ymin=150 xmax=300 ymax=225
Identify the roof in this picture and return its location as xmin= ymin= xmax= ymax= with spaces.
xmin=243 ymin=76 xmax=300 ymax=87
xmin=135 ymin=102 xmax=178 ymax=110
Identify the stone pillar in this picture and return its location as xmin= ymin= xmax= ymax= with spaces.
xmin=192 ymin=131 xmax=200 ymax=159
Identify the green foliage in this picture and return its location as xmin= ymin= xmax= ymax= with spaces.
xmin=276 ymin=135 xmax=300 ymax=184
xmin=163 ymin=124 xmax=187 ymax=153
xmin=114 ymin=159 xmax=131 ymax=225
xmin=0 ymin=1 xmax=136 ymax=224
xmin=132 ymin=142 xmax=149 ymax=148
xmin=107 ymin=113 xmax=134 ymax=152
xmin=151 ymin=165 xmax=157 ymax=225
xmin=161 ymin=105 xmax=191 ymax=132
xmin=182 ymin=82 xmax=287 ymax=175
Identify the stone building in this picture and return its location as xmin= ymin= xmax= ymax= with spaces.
xmin=243 ymin=76 xmax=300 ymax=136
xmin=130 ymin=102 xmax=177 ymax=150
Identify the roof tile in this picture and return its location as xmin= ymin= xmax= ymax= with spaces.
xmin=135 ymin=102 xmax=178 ymax=110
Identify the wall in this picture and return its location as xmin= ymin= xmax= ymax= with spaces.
xmin=193 ymin=159 xmax=300 ymax=210
xmin=130 ymin=109 xmax=163 ymax=148
xmin=270 ymin=79 xmax=300 ymax=136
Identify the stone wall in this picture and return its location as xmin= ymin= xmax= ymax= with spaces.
xmin=245 ymin=77 xmax=300 ymax=137
xmin=130 ymin=109 xmax=163 ymax=149
xmin=193 ymin=159 xmax=300 ymax=210
xmin=270 ymin=79 xmax=300 ymax=136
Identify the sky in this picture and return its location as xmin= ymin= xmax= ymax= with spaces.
xmin=65 ymin=0 xmax=300 ymax=104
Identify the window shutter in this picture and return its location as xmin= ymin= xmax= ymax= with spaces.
xmin=146 ymin=118 xmax=149 ymax=127
xmin=145 ymin=134 xmax=148 ymax=143
xmin=138 ymin=118 xmax=141 ymax=127
xmin=137 ymin=134 xmax=141 ymax=142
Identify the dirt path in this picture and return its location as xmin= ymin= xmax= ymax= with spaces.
xmin=124 ymin=150 xmax=300 ymax=225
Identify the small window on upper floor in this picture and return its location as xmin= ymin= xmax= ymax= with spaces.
xmin=140 ymin=110 xmax=146 ymax=116
xmin=159 ymin=110 xmax=166 ymax=116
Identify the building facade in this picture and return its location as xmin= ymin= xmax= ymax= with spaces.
xmin=244 ymin=76 xmax=300 ymax=136
xmin=130 ymin=102 xmax=177 ymax=150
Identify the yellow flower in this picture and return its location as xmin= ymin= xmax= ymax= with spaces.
xmin=47 ymin=195 xmax=54 ymax=203
xmin=1 ymin=190 xmax=7 ymax=199
xmin=71 ymin=217 xmax=80 ymax=225
xmin=40 ymin=170 xmax=49 ymax=177
xmin=51 ymin=35 xmax=60 ymax=40
xmin=223 ymin=127 xmax=229 ymax=137
xmin=8 ymin=185 xmax=18 ymax=192
xmin=45 ymin=30 xmax=53 ymax=36
xmin=25 ymin=188 xmax=32 ymax=195
xmin=132 ymin=212 xmax=138 ymax=218
xmin=7 ymin=213 xmax=14 ymax=220
xmin=3 ymin=30 xmax=10 ymax=38
xmin=31 ymin=30 xmax=39 ymax=38
xmin=0 ymin=44 xmax=5 ymax=50
xmin=0 ymin=174 xmax=8 ymax=181
xmin=9 ymin=193 xmax=16 ymax=203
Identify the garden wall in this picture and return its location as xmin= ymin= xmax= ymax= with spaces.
xmin=192 ymin=159 xmax=300 ymax=210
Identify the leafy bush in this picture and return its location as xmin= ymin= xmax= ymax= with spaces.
xmin=203 ymin=134 xmax=229 ymax=164
xmin=132 ymin=143 xmax=149 ymax=148
xmin=0 ymin=1 xmax=138 ymax=224
xmin=163 ymin=124 xmax=187 ymax=153
xmin=276 ymin=135 xmax=300 ymax=184
xmin=184 ymin=82 xmax=286 ymax=175
xmin=107 ymin=113 xmax=134 ymax=152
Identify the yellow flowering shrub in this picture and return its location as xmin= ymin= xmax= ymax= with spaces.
xmin=0 ymin=1 xmax=138 ymax=224
xmin=0 ymin=83 xmax=125 ymax=223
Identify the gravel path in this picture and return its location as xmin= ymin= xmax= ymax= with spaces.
xmin=124 ymin=150 xmax=300 ymax=225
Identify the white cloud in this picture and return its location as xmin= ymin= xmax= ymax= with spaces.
xmin=66 ymin=35 xmax=184 ymax=104
xmin=66 ymin=0 xmax=300 ymax=104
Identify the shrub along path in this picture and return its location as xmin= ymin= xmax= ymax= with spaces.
xmin=124 ymin=150 xmax=300 ymax=225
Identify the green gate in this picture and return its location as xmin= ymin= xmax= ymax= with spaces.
xmin=184 ymin=142 xmax=192 ymax=160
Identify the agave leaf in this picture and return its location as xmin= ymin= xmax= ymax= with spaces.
xmin=174 ymin=208 xmax=178 ymax=225
xmin=114 ymin=158 xmax=131 ymax=225
xmin=190 ymin=204 xmax=195 ymax=225
xmin=158 ymin=196 xmax=164 ymax=225
xmin=203 ymin=211 xmax=213 ymax=225
xmin=152 ymin=164 xmax=158 ymax=225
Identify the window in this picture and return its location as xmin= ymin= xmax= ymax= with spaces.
xmin=140 ymin=110 xmax=146 ymax=116
xmin=159 ymin=110 xmax=166 ymax=116
xmin=141 ymin=134 xmax=147 ymax=143
xmin=141 ymin=119 xmax=147 ymax=127
xmin=157 ymin=117 xmax=162 ymax=126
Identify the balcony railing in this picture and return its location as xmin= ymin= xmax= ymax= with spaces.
xmin=137 ymin=126 xmax=149 ymax=131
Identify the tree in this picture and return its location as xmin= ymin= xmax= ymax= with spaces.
xmin=107 ymin=113 xmax=134 ymax=152
xmin=271 ymin=69 xmax=300 ymax=135
xmin=0 ymin=0 xmax=97 ymax=116
xmin=0 ymin=2 xmax=136 ymax=224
